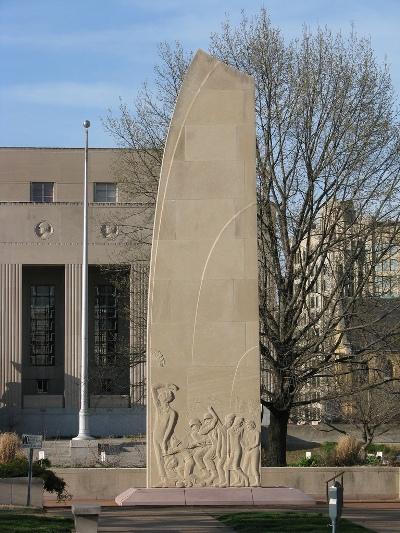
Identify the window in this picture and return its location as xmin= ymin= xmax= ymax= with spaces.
xmin=30 ymin=182 xmax=54 ymax=203
xmin=100 ymin=378 xmax=113 ymax=394
xmin=94 ymin=182 xmax=117 ymax=203
xmin=375 ymin=274 xmax=398 ymax=298
xmin=36 ymin=379 xmax=49 ymax=394
xmin=30 ymin=285 xmax=55 ymax=366
xmin=94 ymin=285 xmax=118 ymax=366
xmin=383 ymin=359 xmax=394 ymax=380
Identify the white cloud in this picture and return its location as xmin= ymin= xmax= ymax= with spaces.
xmin=1 ymin=81 xmax=130 ymax=108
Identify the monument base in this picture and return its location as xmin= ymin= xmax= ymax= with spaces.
xmin=70 ymin=439 xmax=98 ymax=466
xmin=115 ymin=487 xmax=315 ymax=507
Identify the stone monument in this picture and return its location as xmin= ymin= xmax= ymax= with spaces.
xmin=147 ymin=49 xmax=260 ymax=489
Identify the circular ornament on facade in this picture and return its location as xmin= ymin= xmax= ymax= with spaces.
xmin=101 ymin=222 xmax=119 ymax=239
xmin=34 ymin=220 xmax=53 ymax=239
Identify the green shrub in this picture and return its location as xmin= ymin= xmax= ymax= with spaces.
xmin=0 ymin=456 xmax=70 ymax=501
xmin=40 ymin=469 xmax=68 ymax=500
xmin=365 ymin=443 xmax=391 ymax=455
xmin=0 ymin=456 xmax=28 ymax=478
xmin=365 ymin=455 xmax=380 ymax=465
xmin=321 ymin=441 xmax=337 ymax=454
xmin=295 ymin=455 xmax=323 ymax=467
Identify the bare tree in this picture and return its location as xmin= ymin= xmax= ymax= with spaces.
xmin=322 ymin=378 xmax=400 ymax=450
xmin=209 ymin=11 xmax=400 ymax=465
xmin=104 ymin=10 xmax=400 ymax=465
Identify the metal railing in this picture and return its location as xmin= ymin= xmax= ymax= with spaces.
xmin=326 ymin=471 xmax=345 ymax=503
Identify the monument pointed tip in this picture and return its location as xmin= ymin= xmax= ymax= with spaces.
xmin=192 ymin=49 xmax=215 ymax=66
xmin=194 ymin=48 xmax=210 ymax=58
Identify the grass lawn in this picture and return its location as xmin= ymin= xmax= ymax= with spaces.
xmin=218 ymin=511 xmax=374 ymax=532
xmin=0 ymin=509 xmax=73 ymax=532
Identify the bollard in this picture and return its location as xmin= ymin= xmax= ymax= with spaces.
xmin=328 ymin=481 xmax=343 ymax=533
xmin=72 ymin=504 xmax=101 ymax=533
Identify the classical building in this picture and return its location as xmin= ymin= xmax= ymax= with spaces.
xmin=0 ymin=147 xmax=148 ymax=437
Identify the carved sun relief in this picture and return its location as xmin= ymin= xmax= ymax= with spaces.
xmin=151 ymin=383 xmax=260 ymax=488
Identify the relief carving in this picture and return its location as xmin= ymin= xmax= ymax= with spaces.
xmin=241 ymin=419 xmax=261 ymax=487
xmin=100 ymin=222 xmax=119 ymax=239
xmin=151 ymin=384 xmax=260 ymax=488
xmin=226 ymin=416 xmax=249 ymax=487
xmin=34 ymin=221 xmax=53 ymax=239
xmin=151 ymin=383 xmax=179 ymax=487
xmin=152 ymin=350 xmax=166 ymax=367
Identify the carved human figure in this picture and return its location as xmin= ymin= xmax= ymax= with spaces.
xmin=241 ymin=419 xmax=260 ymax=487
xmin=198 ymin=407 xmax=219 ymax=485
xmin=226 ymin=416 xmax=249 ymax=487
xmin=163 ymin=417 xmax=211 ymax=487
xmin=35 ymin=221 xmax=53 ymax=239
xmin=223 ymin=413 xmax=236 ymax=486
xmin=212 ymin=410 xmax=228 ymax=487
xmin=151 ymin=383 xmax=179 ymax=487
xmin=163 ymin=435 xmax=183 ymax=487
xmin=187 ymin=418 xmax=211 ymax=483
xmin=101 ymin=222 xmax=119 ymax=239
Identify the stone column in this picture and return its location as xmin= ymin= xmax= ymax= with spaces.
xmin=0 ymin=264 xmax=22 ymax=409
xmin=64 ymin=264 xmax=82 ymax=409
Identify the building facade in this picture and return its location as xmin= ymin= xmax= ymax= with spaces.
xmin=0 ymin=147 xmax=148 ymax=437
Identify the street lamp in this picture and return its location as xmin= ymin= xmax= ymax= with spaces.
xmin=73 ymin=119 xmax=94 ymax=440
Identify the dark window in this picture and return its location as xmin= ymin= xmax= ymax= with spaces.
xmin=100 ymin=378 xmax=113 ymax=394
xmin=94 ymin=285 xmax=118 ymax=366
xmin=383 ymin=359 xmax=394 ymax=380
xmin=36 ymin=379 xmax=49 ymax=394
xmin=94 ymin=182 xmax=117 ymax=203
xmin=30 ymin=285 xmax=55 ymax=366
xmin=30 ymin=182 xmax=54 ymax=202
xmin=375 ymin=274 xmax=398 ymax=298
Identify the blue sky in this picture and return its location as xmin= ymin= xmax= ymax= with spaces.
xmin=1 ymin=0 xmax=400 ymax=147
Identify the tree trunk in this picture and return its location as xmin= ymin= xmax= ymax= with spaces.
xmin=265 ymin=408 xmax=290 ymax=466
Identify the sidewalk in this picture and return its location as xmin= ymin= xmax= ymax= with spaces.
xmin=47 ymin=503 xmax=400 ymax=533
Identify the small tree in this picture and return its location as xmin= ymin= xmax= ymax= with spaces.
xmin=323 ymin=371 xmax=400 ymax=449
xmin=105 ymin=10 xmax=400 ymax=465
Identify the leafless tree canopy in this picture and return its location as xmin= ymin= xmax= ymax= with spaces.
xmin=323 ymin=380 xmax=400 ymax=448
xmin=104 ymin=10 xmax=400 ymax=465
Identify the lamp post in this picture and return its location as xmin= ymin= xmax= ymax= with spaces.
xmin=73 ymin=119 xmax=93 ymax=440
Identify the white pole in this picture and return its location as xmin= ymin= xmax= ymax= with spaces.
xmin=73 ymin=120 xmax=93 ymax=440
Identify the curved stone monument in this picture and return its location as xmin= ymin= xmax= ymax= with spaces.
xmin=147 ymin=49 xmax=260 ymax=490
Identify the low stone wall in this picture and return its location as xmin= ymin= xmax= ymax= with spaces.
xmin=48 ymin=467 xmax=400 ymax=502
xmin=262 ymin=467 xmax=400 ymax=501
xmin=48 ymin=467 xmax=146 ymax=501
xmin=0 ymin=477 xmax=43 ymax=506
